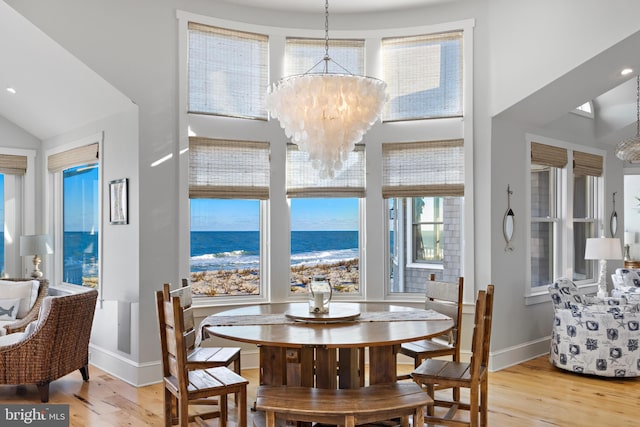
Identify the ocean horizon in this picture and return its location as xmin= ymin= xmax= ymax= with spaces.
xmin=191 ymin=230 xmax=358 ymax=272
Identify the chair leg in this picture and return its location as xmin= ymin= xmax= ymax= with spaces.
xmin=79 ymin=364 xmax=90 ymax=381
xmin=36 ymin=382 xmax=50 ymax=403
xmin=233 ymin=357 xmax=241 ymax=404
xmin=266 ymin=410 xmax=275 ymax=427
xmin=426 ymin=383 xmax=435 ymax=416
xmin=469 ymin=382 xmax=480 ymax=427
xmin=237 ymin=384 xmax=247 ymax=427
xmin=220 ymin=394 xmax=228 ymax=427
xmin=179 ymin=395 xmax=189 ymax=427
xmin=163 ymin=388 xmax=173 ymax=427
xmin=480 ymin=377 xmax=488 ymax=427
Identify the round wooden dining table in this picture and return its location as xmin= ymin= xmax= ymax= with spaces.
xmin=203 ymin=302 xmax=453 ymax=390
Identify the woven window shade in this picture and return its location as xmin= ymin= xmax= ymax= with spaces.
xmin=285 ymin=38 xmax=364 ymax=75
xmin=530 ymin=142 xmax=567 ymax=168
xmin=188 ymin=22 xmax=268 ymax=119
xmin=0 ymin=154 xmax=27 ymax=175
xmin=382 ymin=31 xmax=463 ymax=121
xmin=573 ymin=151 xmax=603 ymax=177
xmin=48 ymin=143 xmax=99 ymax=173
xmin=287 ymin=144 xmax=365 ymax=198
xmin=189 ymin=137 xmax=270 ymax=199
xmin=382 ymin=139 xmax=464 ymax=198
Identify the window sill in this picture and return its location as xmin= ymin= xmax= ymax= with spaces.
xmin=406 ymin=262 xmax=444 ymax=270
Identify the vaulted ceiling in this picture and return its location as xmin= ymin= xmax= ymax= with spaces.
xmin=0 ymin=0 xmax=636 ymax=146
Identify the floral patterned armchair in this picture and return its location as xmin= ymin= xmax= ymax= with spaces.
xmin=548 ymin=278 xmax=640 ymax=377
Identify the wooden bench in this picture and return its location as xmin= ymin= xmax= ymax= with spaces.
xmin=254 ymin=382 xmax=430 ymax=427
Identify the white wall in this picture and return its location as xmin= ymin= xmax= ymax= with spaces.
xmin=489 ymin=0 xmax=640 ymax=117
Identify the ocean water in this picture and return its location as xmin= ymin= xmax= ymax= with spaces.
xmin=190 ymin=230 xmax=358 ymax=272
xmin=64 ymin=231 xmax=99 ymax=284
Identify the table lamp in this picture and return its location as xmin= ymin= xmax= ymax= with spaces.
xmin=20 ymin=234 xmax=53 ymax=278
xmin=584 ymin=237 xmax=622 ymax=298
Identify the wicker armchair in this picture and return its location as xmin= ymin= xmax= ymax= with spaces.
xmin=0 ymin=289 xmax=98 ymax=402
xmin=1 ymin=278 xmax=49 ymax=335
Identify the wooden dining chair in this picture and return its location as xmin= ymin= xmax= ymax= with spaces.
xmin=398 ymin=275 xmax=464 ymax=391
xmin=165 ymin=282 xmax=241 ymax=375
xmin=411 ymin=284 xmax=494 ymax=427
xmin=155 ymin=289 xmax=249 ymax=427
xmin=163 ymin=282 xmax=242 ymax=404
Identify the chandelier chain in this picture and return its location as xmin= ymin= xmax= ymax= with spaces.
xmin=324 ymin=0 xmax=330 ymax=73
xmin=636 ymin=74 xmax=640 ymax=136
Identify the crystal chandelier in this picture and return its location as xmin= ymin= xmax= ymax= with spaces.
xmin=266 ymin=0 xmax=387 ymax=179
xmin=616 ymin=75 xmax=640 ymax=162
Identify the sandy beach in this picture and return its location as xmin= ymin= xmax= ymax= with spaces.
xmin=190 ymin=259 xmax=359 ymax=296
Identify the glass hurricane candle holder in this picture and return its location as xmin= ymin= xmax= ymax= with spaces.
xmin=308 ymin=275 xmax=332 ymax=314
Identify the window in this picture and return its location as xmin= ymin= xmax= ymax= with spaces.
xmin=572 ymin=101 xmax=594 ymax=118
xmin=287 ymin=144 xmax=364 ymax=295
xmin=573 ymin=174 xmax=596 ymax=281
xmin=285 ymin=38 xmax=364 ymax=75
xmin=62 ymin=164 xmax=99 ymax=286
xmin=528 ymin=140 xmax=603 ymax=296
xmin=190 ymin=199 xmax=260 ymax=297
xmin=188 ymin=23 xmax=268 ymax=119
xmin=382 ymin=31 xmax=463 ymax=121
xmin=383 ymin=140 xmax=464 ymax=294
xmin=572 ymin=150 xmax=603 ymax=283
xmin=188 ymin=137 xmax=270 ymax=297
xmin=290 ymin=198 xmax=359 ymax=294
xmin=48 ymin=142 xmax=100 ymax=287
xmin=412 ymin=197 xmax=444 ymax=263
xmin=530 ymin=164 xmax=558 ymax=288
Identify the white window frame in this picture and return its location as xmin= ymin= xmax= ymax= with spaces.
xmin=44 ymin=133 xmax=103 ymax=291
xmin=525 ymin=134 xmax=604 ymax=305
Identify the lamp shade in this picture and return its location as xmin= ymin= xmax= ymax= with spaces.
xmin=584 ymin=237 xmax=622 ymax=260
xmin=625 ymin=231 xmax=636 ymax=245
xmin=20 ymin=234 xmax=53 ymax=256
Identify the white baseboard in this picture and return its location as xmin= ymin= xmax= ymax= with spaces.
xmin=89 ymin=337 xmax=550 ymax=388
xmin=89 ymin=343 xmax=162 ymax=387
xmin=488 ymin=336 xmax=550 ymax=371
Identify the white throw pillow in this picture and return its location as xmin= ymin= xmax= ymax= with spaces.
xmin=0 ymin=298 xmax=20 ymax=320
xmin=0 ymin=280 xmax=39 ymax=319
xmin=0 ymin=331 xmax=25 ymax=347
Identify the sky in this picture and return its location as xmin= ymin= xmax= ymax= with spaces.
xmin=190 ymin=198 xmax=358 ymax=231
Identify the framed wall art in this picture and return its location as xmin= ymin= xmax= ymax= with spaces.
xmin=109 ymin=178 xmax=128 ymax=225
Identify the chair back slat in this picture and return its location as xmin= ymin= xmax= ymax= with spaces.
xmin=425 ymin=276 xmax=464 ymax=351
xmin=165 ymin=327 xmax=178 ymax=359
xmin=184 ymin=328 xmax=197 ymax=352
xmin=425 ymin=300 xmax=458 ymax=319
xmin=167 ymin=353 xmax=180 ymax=379
xmin=183 ymin=306 xmax=195 ymax=332
xmin=170 ymin=285 xmax=192 ymax=308
xmin=163 ymin=301 xmax=176 ymax=328
xmin=426 ymin=281 xmax=460 ymax=303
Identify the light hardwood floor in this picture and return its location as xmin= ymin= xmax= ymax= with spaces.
xmin=1 ymin=356 xmax=639 ymax=426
